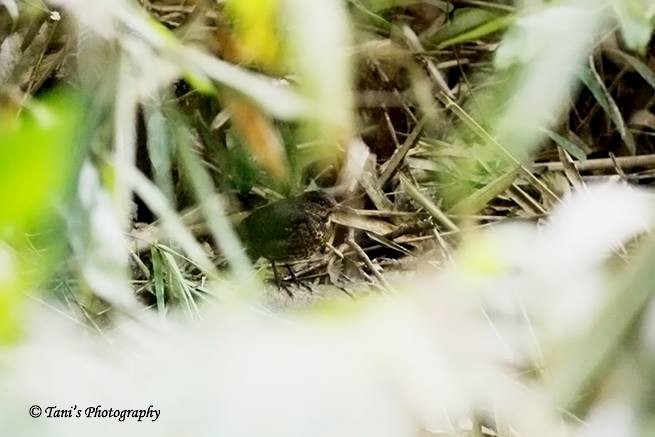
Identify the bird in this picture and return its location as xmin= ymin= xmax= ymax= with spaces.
xmin=237 ymin=191 xmax=337 ymax=292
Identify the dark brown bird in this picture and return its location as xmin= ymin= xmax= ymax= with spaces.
xmin=237 ymin=191 xmax=336 ymax=263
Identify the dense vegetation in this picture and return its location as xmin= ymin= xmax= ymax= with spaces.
xmin=1 ymin=0 xmax=655 ymax=436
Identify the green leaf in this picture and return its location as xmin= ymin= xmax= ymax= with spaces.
xmin=426 ymin=8 xmax=515 ymax=49
xmin=227 ymin=131 xmax=259 ymax=194
xmin=579 ymin=63 xmax=636 ymax=154
xmin=545 ymin=130 xmax=587 ymax=162
xmin=349 ymin=0 xmax=393 ymax=31
xmin=578 ymin=68 xmax=610 ymax=113
xmin=353 ymin=0 xmax=449 ymax=13
xmin=449 ymin=167 xmax=520 ymax=215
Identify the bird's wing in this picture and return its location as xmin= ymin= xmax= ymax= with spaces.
xmin=237 ymin=200 xmax=310 ymax=259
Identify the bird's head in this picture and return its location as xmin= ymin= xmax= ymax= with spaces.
xmin=299 ymin=191 xmax=337 ymax=219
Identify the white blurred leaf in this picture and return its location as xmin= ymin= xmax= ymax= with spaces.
xmin=612 ymin=0 xmax=655 ymax=53
xmin=578 ymin=402 xmax=636 ymax=437
xmin=493 ymin=3 xmax=603 ymax=157
xmin=0 ymin=0 xmax=18 ymax=19
xmin=334 ymin=137 xmax=370 ymax=194
xmin=528 ymin=183 xmax=654 ymax=338
xmin=453 ymin=182 xmax=655 ymax=356
xmin=284 ymin=0 xmax=355 ymax=142
xmin=69 ymin=163 xmax=138 ymax=310
xmin=51 ymin=0 xmax=307 ymax=120
xmin=0 ymin=291 xmax=524 ymax=437
xmin=540 ymin=182 xmax=654 ymax=266
xmin=49 ymin=0 xmax=118 ymax=38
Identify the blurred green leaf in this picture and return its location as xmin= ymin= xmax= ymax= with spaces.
xmin=437 ymin=3 xmax=599 ymax=209
xmin=552 ymin=236 xmax=655 ymax=414
xmin=0 ymin=286 xmax=22 ymax=344
xmin=183 ymin=71 xmax=217 ymax=96
xmin=349 ymin=0 xmax=393 ymax=31
xmin=0 ymin=92 xmax=81 ymax=232
xmin=0 ymin=244 xmax=21 ymax=344
xmin=450 ymin=167 xmax=519 ymax=215
xmin=226 ymin=129 xmax=259 ymax=194
xmin=432 ymin=9 xmax=516 ymax=49
xmin=612 ymin=0 xmax=655 ymax=54
xmin=426 ymin=8 xmax=513 ymax=49
xmin=145 ymin=104 xmax=176 ymax=204
xmin=354 ymin=0 xmax=452 ymax=13
xmin=150 ymin=247 xmax=167 ymax=316
xmin=0 ymin=90 xmax=83 ymax=344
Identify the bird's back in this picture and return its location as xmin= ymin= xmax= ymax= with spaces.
xmin=237 ymin=197 xmax=331 ymax=261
